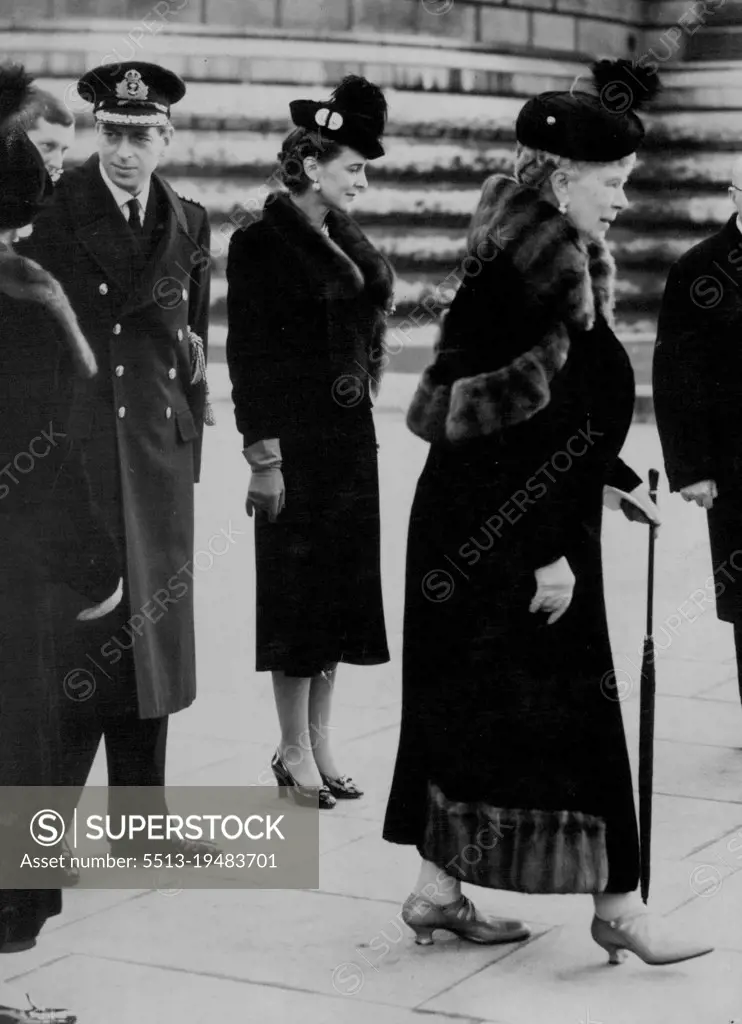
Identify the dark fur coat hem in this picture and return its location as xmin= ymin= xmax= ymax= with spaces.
xmin=407 ymin=175 xmax=616 ymax=444
xmin=422 ymin=782 xmax=610 ymax=894
xmin=0 ymin=246 xmax=97 ymax=378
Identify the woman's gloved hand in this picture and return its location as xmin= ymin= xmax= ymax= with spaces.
xmin=530 ymin=556 xmax=575 ymax=625
xmin=243 ymin=439 xmax=285 ymax=523
xmin=604 ymin=483 xmax=661 ymax=528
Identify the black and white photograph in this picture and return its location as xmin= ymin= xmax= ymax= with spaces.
xmin=0 ymin=0 xmax=740 ymax=1021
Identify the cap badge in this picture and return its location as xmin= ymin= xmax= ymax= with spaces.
xmin=315 ymin=107 xmax=343 ymax=131
xmin=116 ymin=69 xmax=150 ymax=102
xmin=546 ymin=115 xmax=556 ymax=125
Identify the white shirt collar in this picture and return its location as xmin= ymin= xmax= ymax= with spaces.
xmin=736 ymin=214 xmax=742 ymax=237
xmin=98 ymin=160 xmax=151 ymax=220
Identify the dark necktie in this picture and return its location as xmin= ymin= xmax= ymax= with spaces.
xmin=126 ymin=197 xmax=142 ymax=237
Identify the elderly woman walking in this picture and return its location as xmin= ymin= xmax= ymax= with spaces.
xmin=227 ymin=76 xmax=394 ymax=808
xmin=383 ymin=61 xmax=713 ymax=966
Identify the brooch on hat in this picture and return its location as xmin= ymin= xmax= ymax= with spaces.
xmin=315 ymin=107 xmax=343 ymax=131
xmin=116 ymin=69 xmax=150 ymax=102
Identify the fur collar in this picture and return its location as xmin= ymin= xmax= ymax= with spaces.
xmin=0 ymin=246 xmax=96 ymax=377
xmin=407 ymin=174 xmax=617 ymax=444
xmin=262 ymin=191 xmax=395 ymax=309
xmin=261 ymin=192 xmax=395 ymax=393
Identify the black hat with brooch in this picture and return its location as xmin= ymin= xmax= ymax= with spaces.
xmin=77 ymin=61 xmax=186 ymax=128
xmin=289 ymin=75 xmax=388 ymax=160
xmin=516 ymin=59 xmax=661 ymax=162
xmin=0 ymin=64 xmax=49 ymax=230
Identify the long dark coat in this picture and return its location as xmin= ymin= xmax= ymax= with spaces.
xmin=383 ymin=176 xmax=641 ymax=895
xmin=20 ymin=155 xmax=211 ymax=717
xmin=0 ymin=250 xmax=119 ymax=949
xmin=226 ymin=192 xmax=393 ymax=677
xmin=653 ymin=214 xmax=742 ymax=622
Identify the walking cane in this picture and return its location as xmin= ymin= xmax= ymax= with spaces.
xmin=639 ymin=468 xmax=660 ymax=904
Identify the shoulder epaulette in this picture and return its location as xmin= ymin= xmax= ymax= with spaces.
xmin=174 ymin=190 xmax=205 ymax=210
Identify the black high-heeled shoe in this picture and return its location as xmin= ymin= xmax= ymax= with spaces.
xmin=271 ymin=751 xmax=336 ymax=809
xmin=320 ymin=773 xmax=364 ymax=799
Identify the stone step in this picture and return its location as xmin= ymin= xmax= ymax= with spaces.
xmin=174 ymin=177 xmax=733 ymax=232
xmin=201 ymin=213 xmax=679 ymax=272
xmin=686 ymin=28 xmax=742 ymax=62
xmin=67 ymin=129 xmax=742 ymax=189
xmin=73 ymin=130 xmax=520 ymax=184
xmin=647 ymin=108 xmax=742 ymax=150
xmin=645 ymin=65 xmax=742 ymax=112
xmin=34 ymin=69 xmax=742 ymax=148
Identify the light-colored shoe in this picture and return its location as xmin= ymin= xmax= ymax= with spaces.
xmin=401 ymin=892 xmax=530 ymax=946
xmin=591 ymin=912 xmax=714 ymax=966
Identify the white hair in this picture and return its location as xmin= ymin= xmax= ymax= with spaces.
xmin=514 ymin=144 xmax=635 ymax=197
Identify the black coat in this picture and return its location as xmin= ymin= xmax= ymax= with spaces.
xmin=653 ymin=214 xmax=742 ymax=621
xmin=383 ymin=176 xmax=641 ymax=895
xmin=20 ymin=155 xmax=211 ymax=717
xmin=0 ymin=250 xmax=119 ymax=949
xmin=226 ymin=193 xmax=394 ymax=676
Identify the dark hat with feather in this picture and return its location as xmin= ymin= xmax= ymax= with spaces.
xmin=0 ymin=64 xmax=48 ymax=229
xmin=289 ymin=75 xmax=388 ymax=160
xmin=516 ymin=59 xmax=660 ymax=162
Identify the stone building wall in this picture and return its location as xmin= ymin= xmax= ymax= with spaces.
xmin=0 ymin=0 xmax=684 ymax=60
xmin=3 ymin=1 xmax=729 ymax=65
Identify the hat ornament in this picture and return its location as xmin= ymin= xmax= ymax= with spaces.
xmin=315 ymin=107 xmax=343 ymax=131
xmin=115 ymin=68 xmax=149 ymax=102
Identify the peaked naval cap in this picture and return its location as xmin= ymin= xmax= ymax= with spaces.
xmin=77 ymin=61 xmax=186 ymax=128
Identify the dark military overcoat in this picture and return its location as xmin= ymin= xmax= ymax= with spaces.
xmin=21 ymin=154 xmax=210 ymax=718
xmin=653 ymin=215 xmax=742 ymax=622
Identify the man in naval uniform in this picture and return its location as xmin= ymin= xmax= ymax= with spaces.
xmin=21 ymin=61 xmax=212 ymax=857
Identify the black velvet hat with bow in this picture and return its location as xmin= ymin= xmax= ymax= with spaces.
xmin=516 ymin=59 xmax=661 ymax=162
xmin=289 ymin=75 xmax=388 ymax=160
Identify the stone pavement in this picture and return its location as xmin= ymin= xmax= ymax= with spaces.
xmin=2 ymin=377 xmax=741 ymax=1024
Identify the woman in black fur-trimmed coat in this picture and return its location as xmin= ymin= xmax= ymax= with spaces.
xmin=383 ymin=168 xmax=644 ymax=892
xmin=381 ymin=63 xmax=714 ymax=965
xmin=227 ymin=77 xmax=394 ymax=806
xmin=0 ymin=65 xmax=119 ymax=1004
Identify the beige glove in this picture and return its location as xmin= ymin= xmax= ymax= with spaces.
xmin=530 ymin=556 xmax=575 ymax=625
xmin=244 ymin=439 xmax=285 ymax=522
xmin=604 ymin=483 xmax=661 ymax=528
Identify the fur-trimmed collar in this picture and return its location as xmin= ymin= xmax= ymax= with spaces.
xmin=407 ymin=174 xmax=617 ymax=444
xmin=261 ymin=192 xmax=395 ymax=393
xmin=0 ymin=246 xmax=96 ymax=377
xmin=262 ymin=191 xmax=395 ymax=310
